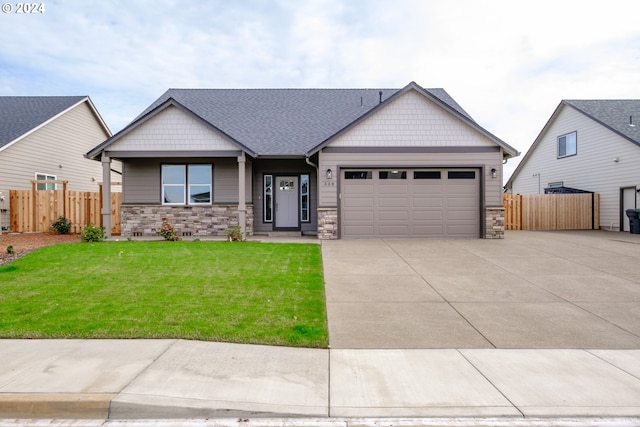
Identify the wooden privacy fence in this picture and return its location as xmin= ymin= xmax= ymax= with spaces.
xmin=9 ymin=180 xmax=122 ymax=234
xmin=503 ymin=193 xmax=600 ymax=231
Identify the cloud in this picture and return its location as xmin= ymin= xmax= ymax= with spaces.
xmin=1 ymin=0 xmax=640 ymax=145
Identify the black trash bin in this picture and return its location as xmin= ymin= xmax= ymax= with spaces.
xmin=626 ymin=209 xmax=640 ymax=234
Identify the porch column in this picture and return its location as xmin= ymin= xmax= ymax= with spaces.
xmin=101 ymin=153 xmax=112 ymax=238
xmin=237 ymin=153 xmax=246 ymax=237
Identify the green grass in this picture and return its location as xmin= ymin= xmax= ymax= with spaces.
xmin=0 ymin=241 xmax=328 ymax=348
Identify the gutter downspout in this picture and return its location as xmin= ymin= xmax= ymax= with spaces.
xmin=305 ymin=154 xmax=319 ymax=184
xmin=306 ymin=154 xmax=319 ymax=236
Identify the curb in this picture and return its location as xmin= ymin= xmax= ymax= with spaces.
xmin=0 ymin=393 xmax=115 ymax=419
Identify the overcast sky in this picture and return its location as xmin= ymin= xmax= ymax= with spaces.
xmin=2 ymin=0 xmax=639 ymax=180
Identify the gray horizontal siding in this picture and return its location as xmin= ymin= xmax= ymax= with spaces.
xmin=318 ymin=150 xmax=503 ymax=207
xmin=123 ymin=160 xmax=160 ymax=204
xmin=122 ymin=157 xmax=252 ymax=205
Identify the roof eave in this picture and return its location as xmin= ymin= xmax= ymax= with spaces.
xmin=307 ymin=81 xmax=518 ymax=158
xmin=305 ymin=88 xmax=401 ymax=157
xmin=4 ymin=97 xmax=102 ymax=154
xmin=413 ymin=83 xmax=519 ymax=158
xmin=86 ymin=98 xmax=257 ymax=160
xmin=563 ymin=100 xmax=640 ymax=148
xmin=504 ymin=101 xmax=566 ymax=189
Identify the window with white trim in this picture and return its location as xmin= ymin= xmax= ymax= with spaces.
xmin=35 ymin=173 xmax=56 ymax=190
xmin=162 ymin=164 xmax=212 ymax=205
xmin=188 ymin=165 xmax=212 ymax=204
xmin=558 ymin=131 xmax=577 ymax=158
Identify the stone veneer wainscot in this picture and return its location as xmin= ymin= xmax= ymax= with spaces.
xmin=121 ymin=205 xmax=254 ymax=238
xmin=485 ymin=206 xmax=505 ymax=239
xmin=318 ymin=208 xmax=338 ymax=240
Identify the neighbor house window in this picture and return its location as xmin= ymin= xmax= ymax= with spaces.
xmin=162 ymin=164 xmax=212 ymax=205
xmin=558 ymin=131 xmax=577 ymax=158
xmin=35 ymin=173 xmax=56 ymax=190
xmin=264 ymin=175 xmax=273 ymax=222
xmin=300 ymin=174 xmax=310 ymax=222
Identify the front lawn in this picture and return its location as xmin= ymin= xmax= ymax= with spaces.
xmin=0 ymin=241 xmax=327 ymax=348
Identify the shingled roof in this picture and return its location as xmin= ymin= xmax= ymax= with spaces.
xmin=564 ymin=99 xmax=640 ymax=146
xmin=88 ymin=82 xmax=516 ymax=159
xmin=134 ymin=86 xmax=473 ymax=156
xmin=0 ymin=96 xmax=87 ymax=149
xmin=505 ymin=98 xmax=640 ymax=189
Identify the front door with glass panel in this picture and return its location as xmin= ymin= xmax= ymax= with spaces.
xmin=275 ymin=176 xmax=299 ymax=229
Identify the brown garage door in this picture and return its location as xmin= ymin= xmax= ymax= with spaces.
xmin=341 ymin=169 xmax=480 ymax=238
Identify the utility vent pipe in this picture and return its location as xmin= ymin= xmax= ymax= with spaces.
xmin=379 ymin=91 xmax=383 ymax=104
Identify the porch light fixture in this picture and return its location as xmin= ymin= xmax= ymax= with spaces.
xmin=491 ymin=168 xmax=497 ymax=178
xmin=326 ymin=168 xmax=332 ymax=179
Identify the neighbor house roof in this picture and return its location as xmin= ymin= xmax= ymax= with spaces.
xmin=505 ymin=99 xmax=640 ymax=189
xmin=0 ymin=96 xmax=110 ymax=151
xmin=87 ymin=82 xmax=517 ymax=159
xmin=563 ymin=100 xmax=640 ymax=145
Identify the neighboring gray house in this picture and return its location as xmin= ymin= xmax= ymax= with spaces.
xmin=505 ymin=100 xmax=640 ymax=232
xmin=87 ymin=81 xmax=518 ymax=239
xmin=0 ymin=96 xmax=117 ymax=231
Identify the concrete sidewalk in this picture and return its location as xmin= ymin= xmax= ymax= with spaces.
xmin=2 ymin=339 xmax=640 ymax=420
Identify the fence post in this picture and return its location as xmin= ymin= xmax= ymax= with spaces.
xmin=31 ymin=180 xmax=37 ymax=232
xmin=62 ymin=180 xmax=68 ymax=219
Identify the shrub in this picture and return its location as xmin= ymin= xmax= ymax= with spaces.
xmin=6 ymin=245 xmax=13 ymax=255
xmin=81 ymin=224 xmax=106 ymax=242
xmin=50 ymin=216 xmax=72 ymax=234
xmin=159 ymin=217 xmax=180 ymax=241
xmin=225 ymin=225 xmax=244 ymax=242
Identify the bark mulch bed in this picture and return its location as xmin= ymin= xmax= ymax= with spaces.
xmin=0 ymin=233 xmax=80 ymax=266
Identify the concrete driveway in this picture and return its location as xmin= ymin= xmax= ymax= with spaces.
xmin=322 ymin=230 xmax=640 ymax=349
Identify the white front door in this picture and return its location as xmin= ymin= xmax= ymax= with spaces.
xmin=275 ymin=176 xmax=299 ymax=229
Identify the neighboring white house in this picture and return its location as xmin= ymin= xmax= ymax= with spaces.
xmin=505 ymin=100 xmax=640 ymax=232
xmin=0 ymin=96 xmax=118 ymax=231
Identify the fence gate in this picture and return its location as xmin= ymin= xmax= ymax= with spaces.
xmin=9 ymin=180 xmax=121 ymax=234
xmin=503 ymin=193 xmax=599 ymax=231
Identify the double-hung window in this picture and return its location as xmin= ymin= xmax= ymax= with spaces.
xmin=558 ymin=131 xmax=577 ymax=158
xmin=188 ymin=165 xmax=212 ymax=204
xmin=162 ymin=164 xmax=212 ymax=205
